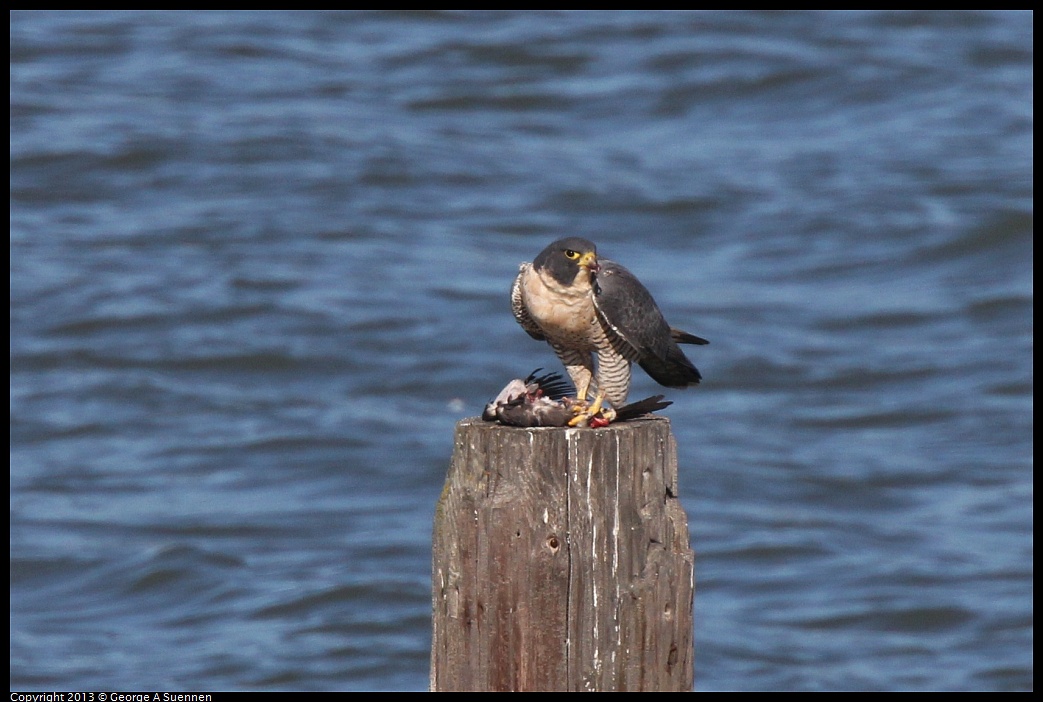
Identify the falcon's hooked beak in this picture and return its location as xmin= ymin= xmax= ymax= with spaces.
xmin=577 ymin=250 xmax=599 ymax=273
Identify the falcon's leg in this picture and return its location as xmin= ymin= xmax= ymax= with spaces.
xmin=595 ymin=349 xmax=633 ymax=409
xmin=552 ymin=345 xmax=596 ymax=402
xmin=567 ymin=350 xmax=631 ymax=427
xmin=574 ymin=373 xmax=593 ymax=405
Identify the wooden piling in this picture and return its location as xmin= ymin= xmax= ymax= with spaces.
xmin=431 ymin=416 xmax=694 ymax=691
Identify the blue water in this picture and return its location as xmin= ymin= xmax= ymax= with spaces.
xmin=10 ymin=10 xmax=1032 ymax=691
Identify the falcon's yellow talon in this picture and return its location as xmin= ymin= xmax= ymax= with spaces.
xmin=567 ymin=413 xmax=588 ymax=427
xmin=589 ymin=391 xmax=605 ymax=415
xmin=567 ymin=391 xmax=608 ymax=427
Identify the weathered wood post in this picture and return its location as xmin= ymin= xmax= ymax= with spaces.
xmin=431 ymin=416 xmax=694 ymax=691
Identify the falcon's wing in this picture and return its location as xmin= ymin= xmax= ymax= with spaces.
xmin=591 ymin=260 xmax=673 ymax=362
xmin=593 ymin=260 xmax=704 ymax=388
xmin=511 ymin=263 xmax=546 ymax=341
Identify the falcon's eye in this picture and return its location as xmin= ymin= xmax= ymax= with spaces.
xmin=564 ymin=250 xmax=581 ymax=260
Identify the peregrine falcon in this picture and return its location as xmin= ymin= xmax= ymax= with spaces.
xmin=511 ymin=237 xmax=707 ymax=423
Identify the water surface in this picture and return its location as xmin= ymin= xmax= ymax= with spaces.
xmin=10 ymin=10 xmax=1033 ymax=691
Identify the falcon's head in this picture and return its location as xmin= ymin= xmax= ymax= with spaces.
xmin=532 ymin=237 xmax=599 ymax=288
